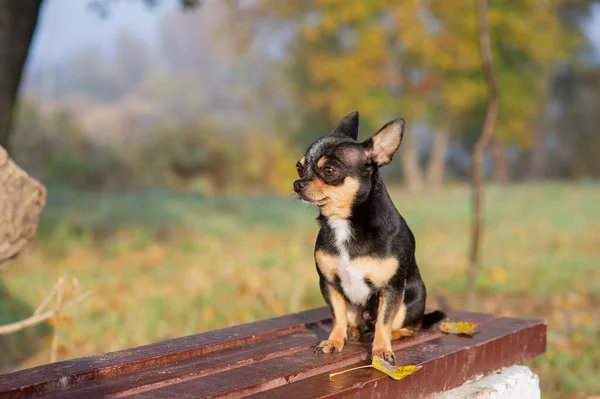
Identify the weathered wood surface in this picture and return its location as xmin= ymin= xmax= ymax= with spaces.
xmin=0 ymin=307 xmax=546 ymax=399
xmin=0 ymin=145 xmax=46 ymax=270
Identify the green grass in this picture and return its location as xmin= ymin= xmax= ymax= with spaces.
xmin=1 ymin=182 xmax=599 ymax=397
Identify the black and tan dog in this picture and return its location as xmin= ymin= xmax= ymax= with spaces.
xmin=293 ymin=111 xmax=444 ymax=363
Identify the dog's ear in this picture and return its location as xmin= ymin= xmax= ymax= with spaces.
xmin=363 ymin=118 xmax=405 ymax=166
xmin=331 ymin=111 xmax=359 ymax=141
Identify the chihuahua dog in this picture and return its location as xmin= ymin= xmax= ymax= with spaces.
xmin=294 ymin=111 xmax=444 ymax=363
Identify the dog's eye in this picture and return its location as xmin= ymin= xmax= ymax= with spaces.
xmin=322 ymin=166 xmax=336 ymax=177
xmin=296 ymin=162 xmax=303 ymax=175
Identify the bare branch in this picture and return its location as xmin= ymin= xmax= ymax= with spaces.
xmin=467 ymin=0 xmax=500 ymax=310
xmin=50 ymin=282 xmax=66 ymax=363
xmin=33 ymin=278 xmax=65 ymax=316
xmin=0 ymin=290 xmax=92 ymax=336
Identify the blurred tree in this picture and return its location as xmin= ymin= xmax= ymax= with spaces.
xmin=156 ymin=1 xmax=301 ymax=139
xmin=228 ymin=1 xmax=434 ymax=192
xmin=115 ymin=30 xmax=150 ymax=92
xmin=489 ymin=138 xmax=510 ymax=183
xmin=476 ymin=0 xmax=584 ymax=183
xmin=526 ymin=0 xmax=600 ymax=179
xmin=0 ymin=0 xmax=43 ymax=152
xmin=155 ymin=4 xmax=228 ymax=120
xmin=553 ymin=65 xmax=600 ymax=178
xmin=65 ymin=44 xmax=123 ymax=101
xmin=0 ymin=0 xmax=200 ymax=155
xmin=468 ymin=0 xmax=499 ymax=310
xmin=409 ymin=0 xmax=584 ymax=186
xmin=232 ymin=0 xmax=596 ymax=189
xmin=56 ymin=31 xmax=150 ymax=101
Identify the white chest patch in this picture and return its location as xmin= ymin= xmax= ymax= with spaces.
xmin=327 ymin=219 xmax=372 ymax=306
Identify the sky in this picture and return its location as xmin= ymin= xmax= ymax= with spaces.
xmin=27 ymin=0 xmax=600 ymax=69
xmin=28 ymin=0 xmax=174 ymax=67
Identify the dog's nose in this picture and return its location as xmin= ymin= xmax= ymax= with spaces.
xmin=294 ymin=180 xmax=307 ymax=192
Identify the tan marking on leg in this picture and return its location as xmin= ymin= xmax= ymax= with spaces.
xmin=390 ymin=297 xmax=416 ymax=341
xmin=315 ymin=250 xmax=340 ymax=283
xmin=317 ymin=156 xmax=328 ymax=168
xmin=391 ymin=303 xmax=407 ymax=331
xmin=391 ymin=326 xmax=419 ymax=340
xmin=315 ymin=288 xmax=348 ymax=354
xmin=371 ymin=295 xmax=394 ymax=363
xmin=372 ymin=291 xmax=406 ymax=364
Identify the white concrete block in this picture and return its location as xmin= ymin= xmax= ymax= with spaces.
xmin=433 ymin=365 xmax=540 ymax=399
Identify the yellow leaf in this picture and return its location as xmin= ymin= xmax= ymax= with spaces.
xmin=439 ymin=319 xmax=479 ymax=336
xmin=371 ymin=356 xmax=423 ymax=380
xmin=329 ymin=356 xmax=422 ymax=381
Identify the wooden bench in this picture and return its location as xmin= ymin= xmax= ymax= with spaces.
xmin=0 ymin=307 xmax=546 ymax=398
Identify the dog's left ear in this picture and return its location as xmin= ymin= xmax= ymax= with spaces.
xmin=363 ymin=118 xmax=405 ymax=166
xmin=331 ymin=111 xmax=359 ymax=141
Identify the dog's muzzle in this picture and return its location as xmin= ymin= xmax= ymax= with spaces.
xmin=293 ymin=180 xmax=308 ymax=193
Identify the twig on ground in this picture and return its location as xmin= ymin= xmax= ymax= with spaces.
xmin=50 ymin=282 xmax=65 ymax=363
xmin=0 ymin=290 xmax=92 ymax=336
xmin=33 ymin=278 xmax=65 ymax=316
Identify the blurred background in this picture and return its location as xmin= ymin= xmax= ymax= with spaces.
xmin=1 ymin=1 xmax=599 ymax=397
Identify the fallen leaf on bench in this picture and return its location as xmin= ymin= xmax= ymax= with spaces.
xmin=329 ymin=356 xmax=422 ymax=381
xmin=439 ymin=319 xmax=479 ymax=336
xmin=372 ymin=355 xmax=423 ymax=380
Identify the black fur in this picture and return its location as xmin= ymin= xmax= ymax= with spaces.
xmin=314 ymin=167 xmax=429 ymax=328
xmin=331 ymin=110 xmax=359 ymax=140
xmin=295 ymin=112 xmax=444 ymax=354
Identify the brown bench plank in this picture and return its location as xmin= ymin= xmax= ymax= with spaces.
xmin=41 ymin=326 xmax=330 ymax=399
xmin=251 ymin=317 xmax=547 ymax=399
xmin=19 ymin=311 xmax=489 ymax=399
xmin=118 ymin=312 xmax=494 ymax=398
xmin=0 ymin=308 xmax=546 ymax=399
xmin=0 ymin=307 xmax=331 ymax=399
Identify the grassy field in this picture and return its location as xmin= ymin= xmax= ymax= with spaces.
xmin=1 ymin=183 xmax=599 ymax=398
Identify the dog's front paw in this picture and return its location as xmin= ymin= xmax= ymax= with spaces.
xmin=313 ymin=339 xmax=344 ymax=354
xmin=372 ymin=347 xmax=396 ymax=364
xmin=347 ymin=326 xmax=362 ymax=341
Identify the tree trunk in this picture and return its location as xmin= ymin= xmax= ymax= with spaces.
xmin=490 ymin=138 xmax=510 ymax=183
xmin=426 ymin=126 xmax=450 ymax=190
xmin=0 ymin=145 xmax=46 ymax=270
xmin=0 ymin=0 xmax=43 ymax=154
xmin=401 ymin=126 xmax=424 ymax=193
xmin=467 ymin=0 xmax=499 ymax=311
